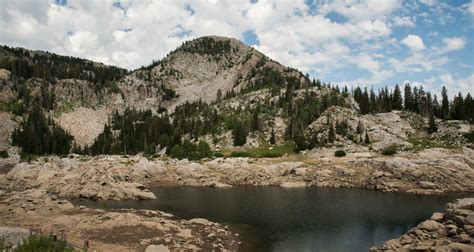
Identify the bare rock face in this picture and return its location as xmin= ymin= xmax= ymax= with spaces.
xmin=6 ymin=156 xmax=157 ymax=200
xmin=372 ymin=198 xmax=474 ymax=251
xmin=57 ymin=107 xmax=108 ymax=147
xmin=0 ymin=227 xmax=30 ymax=249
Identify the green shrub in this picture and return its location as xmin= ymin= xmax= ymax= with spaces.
xmin=213 ymin=152 xmax=224 ymax=158
xmin=334 ymin=150 xmax=346 ymax=157
xmin=464 ymin=132 xmax=474 ymax=144
xmin=0 ymin=150 xmax=8 ymax=158
xmin=230 ymin=151 xmax=251 ymax=157
xmin=16 ymin=234 xmax=73 ymax=252
xmin=381 ymin=145 xmax=397 ymax=156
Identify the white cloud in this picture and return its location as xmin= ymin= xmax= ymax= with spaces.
xmin=401 ymin=34 xmax=425 ymax=51
xmin=439 ymin=73 xmax=474 ymax=96
xmin=0 ymin=0 xmax=471 ymax=95
xmin=419 ymin=0 xmax=437 ymax=6
xmin=319 ymin=0 xmax=402 ymax=21
xmin=465 ymin=0 xmax=474 ymax=15
xmin=392 ymin=16 xmax=416 ymax=27
xmin=441 ymin=37 xmax=466 ymax=52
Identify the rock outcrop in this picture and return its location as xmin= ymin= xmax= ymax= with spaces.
xmin=372 ymin=198 xmax=474 ymax=251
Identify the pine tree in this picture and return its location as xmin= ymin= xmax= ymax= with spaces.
xmin=452 ymin=92 xmax=465 ymax=120
xmin=364 ymin=131 xmax=370 ymax=145
xmin=441 ymin=86 xmax=449 ymax=120
xmin=465 ymin=93 xmax=473 ymax=122
xmin=404 ymin=83 xmax=413 ymax=111
xmin=269 ymin=128 xmax=276 ymax=145
xmin=170 ymin=144 xmax=184 ymax=159
xmin=328 ymin=123 xmax=335 ymax=143
xmin=427 ymin=110 xmax=437 ymax=134
xmin=197 ymin=141 xmax=212 ymax=159
xmin=356 ymin=118 xmax=364 ymax=135
xmin=392 ymin=84 xmax=403 ymax=110
xmin=232 ymin=121 xmax=247 ymax=146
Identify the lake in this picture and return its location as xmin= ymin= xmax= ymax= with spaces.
xmin=72 ymin=187 xmax=465 ymax=251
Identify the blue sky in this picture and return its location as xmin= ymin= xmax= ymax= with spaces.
xmin=1 ymin=0 xmax=473 ymax=96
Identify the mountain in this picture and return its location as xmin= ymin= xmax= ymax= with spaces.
xmin=0 ymin=36 xmax=472 ymax=159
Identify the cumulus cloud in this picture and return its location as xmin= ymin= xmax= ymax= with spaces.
xmin=392 ymin=16 xmax=416 ymax=27
xmin=463 ymin=0 xmax=474 ymax=16
xmin=441 ymin=37 xmax=466 ymax=52
xmin=0 ymin=0 xmax=472 ymax=94
xmin=401 ymin=34 xmax=425 ymax=51
xmin=439 ymin=73 xmax=474 ymax=96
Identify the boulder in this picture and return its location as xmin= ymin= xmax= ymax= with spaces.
xmin=418 ymin=220 xmax=443 ymax=232
xmin=419 ymin=181 xmax=436 ymax=189
xmin=134 ymin=158 xmax=165 ymax=177
xmin=466 ymin=214 xmax=474 ymax=225
xmin=189 ymin=218 xmax=210 ymax=225
xmin=207 ymin=232 xmax=217 ymax=241
xmin=430 ymin=212 xmax=444 ymax=222
xmin=145 ymin=244 xmax=170 ymax=252
xmin=280 ymin=181 xmax=306 ymax=188
xmin=448 ymin=242 xmax=474 ymax=251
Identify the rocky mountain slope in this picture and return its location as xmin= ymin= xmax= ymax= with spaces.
xmin=0 ymin=36 xmax=472 ymax=155
xmin=0 ymin=36 xmax=312 ymax=148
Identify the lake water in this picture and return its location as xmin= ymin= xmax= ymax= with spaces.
xmin=72 ymin=187 xmax=465 ymax=251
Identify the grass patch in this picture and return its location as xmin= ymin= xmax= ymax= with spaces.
xmin=229 ymin=142 xmax=296 ymax=158
xmin=20 ymin=153 xmax=38 ymax=163
xmin=0 ymin=100 xmax=25 ymax=115
xmin=16 ymin=234 xmax=74 ymax=252
xmin=407 ymin=137 xmax=452 ymax=152
xmin=54 ymin=101 xmax=75 ymax=117
xmin=213 ymin=152 xmax=224 ymax=158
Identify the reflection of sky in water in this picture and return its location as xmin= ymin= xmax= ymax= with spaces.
xmin=72 ymin=187 xmax=464 ymax=252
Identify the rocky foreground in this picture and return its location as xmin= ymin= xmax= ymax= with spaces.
xmin=372 ymin=198 xmax=474 ymax=251
xmin=0 ymin=189 xmax=239 ymax=251
xmin=0 ymin=147 xmax=473 ymax=251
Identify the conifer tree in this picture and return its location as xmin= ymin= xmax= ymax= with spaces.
xmin=392 ymin=84 xmax=403 ymax=110
xmin=441 ymin=86 xmax=449 ymax=119
xmin=427 ymin=110 xmax=437 ymax=134
xmin=328 ymin=123 xmax=335 ymax=143
xmin=404 ymin=83 xmax=413 ymax=111
xmin=364 ymin=131 xmax=370 ymax=145
xmin=269 ymin=128 xmax=276 ymax=145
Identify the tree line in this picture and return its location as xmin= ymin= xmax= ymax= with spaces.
xmin=352 ymin=84 xmax=473 ymax=122
xmin=0 ymin=45 xmax=127 ymax=91
xmin=11 ymin=105 xmax=73 ymax=157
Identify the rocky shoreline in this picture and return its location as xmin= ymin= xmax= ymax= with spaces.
xmin=0 ymin=147 xmax=473 ymax=251
xmin=0 ymin=189 xmax=239 ymax=251
xmin=2 ymin=147 xmax=473 ymax=201
xmin=372 ymin=198 xmax=474 ymax=251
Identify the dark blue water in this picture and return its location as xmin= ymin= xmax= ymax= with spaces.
xmin=72 ymin=187 xmax=465 ymax=251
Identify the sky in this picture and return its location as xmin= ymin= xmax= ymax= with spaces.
xmin=1 ymin=0 xmax=473 ymax=96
